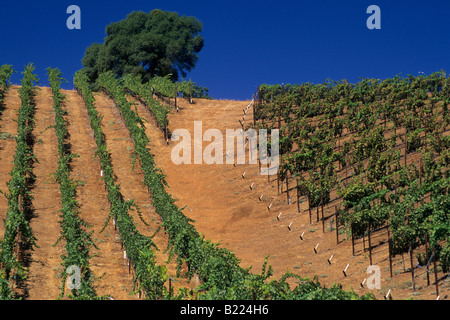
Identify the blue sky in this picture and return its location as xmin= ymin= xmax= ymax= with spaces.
xmin=1 ymin=0 xmax=450 ymax=100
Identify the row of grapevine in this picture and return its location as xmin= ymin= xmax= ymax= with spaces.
xmin=0 ymin=64 xmax=39 ymax=299
xmin=0 ymin=64 xmax=16 ymax=299
xmin=0 ymin=65 xmax=14 ymax=103
xmin=47 ymin=67 xmax=101 ymax=299
xmin=96 ymin=70 xmax=375 ymax=300
xmin=121 ymin=73 xmax=170 ymax=138
xmin=73 ymin=70 xmax=169 ymax=299
xmin=253 ymin=72 xmax=449 ymax=273
xmin=148 ymin=75 xmax=210 ymax=101
xmin=122 ymin=74 xmax=210 ymax=141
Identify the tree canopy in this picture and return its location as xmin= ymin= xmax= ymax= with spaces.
xmin=81 ymin=9 xmax=204 ymax=84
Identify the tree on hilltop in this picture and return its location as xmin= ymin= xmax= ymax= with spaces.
xmin=81 ymin=9 xmax=204 ymax=85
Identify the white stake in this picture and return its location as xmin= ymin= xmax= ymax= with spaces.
xmin=259 ymin=194 xmax=263 ymax=201
xmin=343 ymin=263 xmax=350 ymax=277
xmin=328 ymin=255 xmax=333 ymax=264
xmin=314 ymin=243 xmax=319 ymax=254
xmin=242 ymin=171 xmax=246 ymax=179
xmin=101 ymin=170 xmax=103 ymax=177
xmin=123 ymin=251 xmax=127 ymax=259
xmin=250 ymin=182 xmax=254 ymax=190
xmin=267 ymin=203 xmax=272 ymax=211
xmin=288 ymin=222 xmax=293 ymax=231
xmin=361 ymin=278 xmax=366 ymax=287
xmin=277 ymin=212 xmax=282 ymax=221
xmin=299 ymin=232 xmax=304 ymax=240
xmin=385 ymin=289 xmax=391 ymax=300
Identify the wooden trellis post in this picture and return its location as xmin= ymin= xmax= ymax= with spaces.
xmin=425 ymin=233 xmax=430 ymax=286
xmin=277 ymin=170 xmax=280 ymax=195
xmin=308 ymin=190 xmax=312 ymax=224
xmin=335 ymin=206 xmax=339 ymax=244
xmin=368 ymin=223 xmax=372 ymax=265
xmin=321 ymin=193 xmax=324 ymax=232
xmin=253 ymin=87 xmax=258 ymax=127
xmin=362 ymin=224 xmax=366 ymax=253
xmin=316 ymin=202 xmax=319 ymax=222
xmin=410 ymin=243 xmax=415 ymax=292
xmin=174 ymin=85 xmax=178 ymax=112
xmin=286 ymin=171 xmax=290 ymax=204
xmin=351 ymin=225 xmax=355 ymax=256
xmin=387 ymin=225 xmax=393 ymax=278
xmin=432 ymin=246 xmax=439 ymax=298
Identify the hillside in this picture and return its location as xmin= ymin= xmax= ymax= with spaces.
xmin=140 ymin=92 xmax=449 ymax=301
xmin=0 ymin=78 xmax=448 ymax=300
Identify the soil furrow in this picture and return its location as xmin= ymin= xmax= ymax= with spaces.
xmin=0 ymin=86 xmax=20 ymax=236
xmin=26 ymin=86 xmax=64 ymax=300
xmin=93 ymin=92 xmax=196 ymax=294
xmin=62 ymin=89 xmax=137 ymax=300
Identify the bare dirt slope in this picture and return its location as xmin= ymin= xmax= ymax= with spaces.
xmin=91 ymin=92 xmax=197 ymax=294
xmin=61 ymin=89 xmax=137 ymax=299
xmin=136 ymin=97 xmax=449 ymax=300
xmin=25 ymin=86 xmax=64 ymax=299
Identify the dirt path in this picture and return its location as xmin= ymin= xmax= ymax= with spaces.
xmin=92 ymin=92 xmax=197 ymax=294
xmin=25 ymin=86 xmax=64 ymax=300
xmin=62 ymin=89 xmax=137 ymax=300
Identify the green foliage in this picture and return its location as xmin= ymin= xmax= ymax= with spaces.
xmin=0 ymin=64 xmax=38 ymax=299
xmin=121 ymin=73 xmax=170 ymax=131
xmin=145 ymin=74 xmax=211 ymax=102
xmin=255 ymin=72 xmax=449 ymax=267
xmin=47 ymin=67 xmax=104 ymax=299
xmin=81 ymin=9 xmax=204 ymax=84
xmin=74 ymin=69 xmax=169 ymax=299
xmin=0 ymin=65 xmax=15 ymax=101
xmin=178 ymin=79 xmax=211 ymax=100
xmin=96 ymin=70 xmax=373 ymax=300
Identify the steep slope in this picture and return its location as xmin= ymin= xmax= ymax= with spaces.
xmin=137 ymin=97 xmax=449 ymax=300
xmin=1 ymin=85 xmax=447 ymax=300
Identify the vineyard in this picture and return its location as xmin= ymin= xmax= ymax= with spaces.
xmin=0 ymin=63 xmax=448 ymax=300
xmin=250 ymin=74 xmax=449 ymax=298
